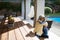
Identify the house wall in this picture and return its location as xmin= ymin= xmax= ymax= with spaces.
xmin=22 ymin=0 xmax=24 ymax=18
xmin=37 ymin=0 xmax=45 ymax=20
xmin=22 ymin=0 xmax=31 ymax=19
xmin=26 ymin=0 xmax=31 ymax=19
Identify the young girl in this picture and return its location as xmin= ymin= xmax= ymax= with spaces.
xmin=33 ymin=16 xmax=49 ymax=38
xmin=26 ymin=16 xmax=48 ymax=39
xmin=38 ymin=16 xmax=48 ymax=38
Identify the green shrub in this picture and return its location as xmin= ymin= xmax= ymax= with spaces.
xmin=0 ymin=2 xmax=21 ymax=12
xmin=45 ymin=7 xmax=52 ymax=15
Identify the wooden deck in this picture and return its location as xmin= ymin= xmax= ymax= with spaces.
xmin=0 ymin=20 xmax=40 ymax=40
xmin=0 ymin=17 xmax=60 ymax=40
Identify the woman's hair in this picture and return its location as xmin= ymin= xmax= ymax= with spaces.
xmin=38 ymin=16 xmax=45 ymax=22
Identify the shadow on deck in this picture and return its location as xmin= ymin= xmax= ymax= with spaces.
xmin=0 ymin=20 xmax=33 ymax=40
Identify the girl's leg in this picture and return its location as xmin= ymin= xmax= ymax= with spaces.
xmin=41 ymin=27 xmax=48 ymax=38
xmin=43 ymin=27 xmax=48 ymax=35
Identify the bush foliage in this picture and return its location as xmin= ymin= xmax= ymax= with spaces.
xmin=45 ymin=7 xmax=52 ymax=15
xmin=0 ymin=2 xmax=21 ymax=12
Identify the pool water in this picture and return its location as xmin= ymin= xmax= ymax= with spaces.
xmin=48 ymin=17 xmax=60 ymax=23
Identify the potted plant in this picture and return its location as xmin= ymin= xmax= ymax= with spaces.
xmin=8 ymin=15 xmax=14 ymax=28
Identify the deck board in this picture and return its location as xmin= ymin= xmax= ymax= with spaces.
xmin=19 ymin=26 xmax=32 ymax=40
xmin=1 ymin=31 xmax=8 ymax=40
xmin=23 ymin=25 xmax=39 ymax=40
xmin=0 ymin=27 xmax=8 ymax=40
xmin=0 ymin=29 xmax=4 ymax=40
xmin=8 ymin=30 xmax=16 ymax=40
xmin=14 ymin=28 xmax=24 ymax=40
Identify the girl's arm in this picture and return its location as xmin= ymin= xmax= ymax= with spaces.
xmin=43 ymin=22 xmax=48 ymax=27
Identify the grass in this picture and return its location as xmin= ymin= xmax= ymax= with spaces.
xmin=45 ymin=13 xmax=60 ymax=17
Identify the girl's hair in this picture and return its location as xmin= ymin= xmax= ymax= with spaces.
xmin=38 ymin=16 xmax=45 ymax=22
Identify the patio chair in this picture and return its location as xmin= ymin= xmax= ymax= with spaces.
xmin=46 ymin=21 xmax=53 ymax=30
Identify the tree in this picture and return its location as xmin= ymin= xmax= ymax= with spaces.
xmin=54 ymin=0 xmax=60 ymax=5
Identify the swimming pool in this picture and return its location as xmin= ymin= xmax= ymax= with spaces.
xmin=47 ymin=17 xmax=60 ymax=23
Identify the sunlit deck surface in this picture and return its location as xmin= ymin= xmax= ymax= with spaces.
xmin=0 ymin=17 xmax=60 ymax=40
xmin=0 ymin=17 xmax=39 ymax=40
